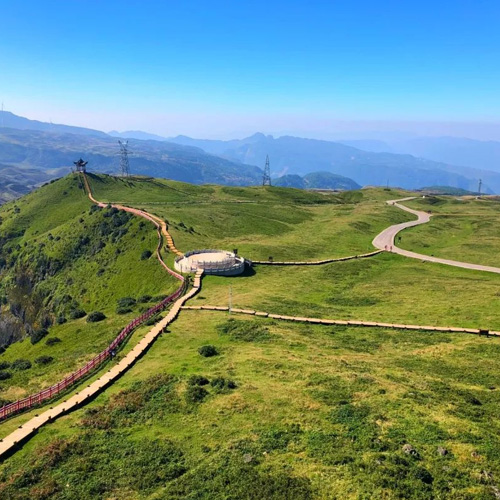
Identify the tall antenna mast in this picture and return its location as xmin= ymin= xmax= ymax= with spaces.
xmin=262 ymin=155 xmax=271 ymax=186
xmin=118 ymin=140 xmax=131 ymax=177
xmin=478 ymin=179 xmax=482 ymax=196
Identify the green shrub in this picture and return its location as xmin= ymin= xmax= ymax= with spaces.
xmin=87 ymin=311 xmax=106 ymax=323
xmin=46 ymin=337 xmax=61 ymax=346
xmin=12 ymin=359 xmax=32 ymax=371
xmin=0 ymin=371 xmax=12 ymax=380
xmin=118 ymin=297 xmax=136 ymax=308
xmin=137 ymin=295 xmax=152 ymax=303
xmin=70 ymin=308 xmax=86 ymax=320
xmin=210 ymin=377 xmax=237 ymax=392
xmin=198 ymin=345 xmax=219 ymax=357
xmin=185 ymin=385 xmax=209 ymax=403
xmin=188 ymin=375 xmax=210 ymax=386
xmin=35 ymin=355 xmax=54 ymax=365
xmin=56 ymin=315 xmax=67 ymax=324
xmin=116 ymin=307 xmax=133 ymax=315
xmin=141 ymin=249 xmax=152 ymax=260
xmin=30 ymin=328 xmax=49 ymax=345
xmin=0 ymin=361 xmax=10 ymax=370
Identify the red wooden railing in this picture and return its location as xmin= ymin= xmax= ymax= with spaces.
xmin=0 ymin=172 xmax=187 ymax=421
xmin=0 ymin=280 xmax=186 ymax=421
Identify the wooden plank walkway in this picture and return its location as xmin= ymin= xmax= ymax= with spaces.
xmin=181 ymin=305 xmax=500 ymax=336
xmin=0 ymin=270 xmax=203 ymax=459
xmin=251 ymin=250 xmax=382 ymax=266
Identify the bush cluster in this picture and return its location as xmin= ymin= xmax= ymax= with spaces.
xmin=46 ymin=337 xmax=61 ymax=346
xmin=141 ymin=249 xmax=152 ymax=260
xmin=185 ymin=385 xmax=209 ymax=403
xmin=35 ymin=355 xmax=54 ymax=365
xmin=12 ymin=359 xmax=31 ymax=371
xmin=70 ymin=309 xmax=86 ymax=320
xmin=87 ymin=311 xmax=106 ymax=323
xmin=30 ymin=328 xmax=49 ymax=345
xmin=198 ymin=345 xmax=219 ymax=357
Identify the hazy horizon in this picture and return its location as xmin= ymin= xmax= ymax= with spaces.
xmin=1 ymin=1 xmax=499 ymax=141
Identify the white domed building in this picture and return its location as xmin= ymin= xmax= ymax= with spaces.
xmin=175 ymin=249 xmax=246 ymax=276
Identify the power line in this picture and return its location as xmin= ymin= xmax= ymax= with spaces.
xmin=262 ymin=155 xmax=271 ymax=186
xmin=118 ymin=140 xmax=131 ymax=177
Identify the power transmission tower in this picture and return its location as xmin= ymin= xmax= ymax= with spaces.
xmin=478 ymin=179 xmax=482 ymax=196
xmin=118 ymin=140 xmax=131 ymax=177
xmin=262 ymin=155 xmax=271 ymax=186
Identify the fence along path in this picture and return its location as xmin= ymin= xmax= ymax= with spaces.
xmin=83 ymin=173 xmax=184 ymax=258
xmin=0 ymin=270 xmax=203 ymax=459
xmin=0 ymin=174 xmax=201 ymax=456
xmin=181 ymin=305 xmax=500 ymax=336
xmin=251 ymin=250 xmax=382 ymax=266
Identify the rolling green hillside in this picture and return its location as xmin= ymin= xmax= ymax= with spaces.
xmin=399 ymin=195 xmax=500 ymax=267
xmin=1 ymin=174 xmax=500 ymax=499
xmin=0 ymin=175 xmax=178 ymax=402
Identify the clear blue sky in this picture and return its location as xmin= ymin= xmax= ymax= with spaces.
xmin=1 ymin=0 xmax=499 ymax=139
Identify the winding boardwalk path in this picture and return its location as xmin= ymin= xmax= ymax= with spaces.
xmin=0 ymin=174 xmax=198 ymax=459
xmin=251 ymin=250 xmax=382 ymax=266
xmin=372 ymin=197 xmax=500 ymax=274
xmin=182 ymin=305 xmax=500 ymax=336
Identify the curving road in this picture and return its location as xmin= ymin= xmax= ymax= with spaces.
xmin=373 ymin=197 xmax=500 ymax=274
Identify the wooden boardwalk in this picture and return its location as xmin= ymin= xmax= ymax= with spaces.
xmin=0 ymin=270 xmax=203 ymax=459
xmin=251 ymin=250 xmax=382 ymax=266
xmin=181 ymin=305 xmax=500 ymax=336
xmin=0 ymin=174 xmax=198 ymax=459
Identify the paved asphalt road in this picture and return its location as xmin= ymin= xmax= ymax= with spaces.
xmin=372 ymin=197 xmax=500 ymax=274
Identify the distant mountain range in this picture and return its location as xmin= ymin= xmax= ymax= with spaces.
xmin=0 ymin=110 xmax=107 ymax=137
xmin=0 ymin=123 xmax=263 ymax=197
xmin=0 ymin=164 xmax=63 ymax=204
xmin=2 ymin=110 xmax=500 ymax=202
xmin=339 ymin=136 xmax=500 ymax=173
xmin=166 ymin=133 xmax=498 ymax=193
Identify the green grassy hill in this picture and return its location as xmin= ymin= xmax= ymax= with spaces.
xmin=1 ymin=174 xmax=500 ymax=499
xmin=398 ymin=195 xmax=500 ymax=267
xmin=0 ymin=175 xmax=178 ymax=402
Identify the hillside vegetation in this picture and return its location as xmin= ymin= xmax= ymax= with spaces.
xmin=1 ymin=175 xmax=500 ymax=499
xmin=0 ymin=175 xmax=177 ymax=402
xmin=399 ymin=195 xmax=500 ymax=267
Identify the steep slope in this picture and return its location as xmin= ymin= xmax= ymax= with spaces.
xmin=0 ymin=175 xmax=178 ymax=402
